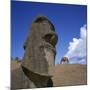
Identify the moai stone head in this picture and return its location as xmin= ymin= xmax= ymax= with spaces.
xmin=22 ymin=15 xmax=58 ymax=77
xmin=60 ymin=57 xmax=69 ymax=64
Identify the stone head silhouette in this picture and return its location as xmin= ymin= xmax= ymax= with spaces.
xmin=22 ymin=15 xmax=58 ymax=76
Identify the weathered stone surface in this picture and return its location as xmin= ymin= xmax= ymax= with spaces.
xmin=22 ymin=15 xmax=58 ymax=76
xmin=11 ymin=15 xmax=58 ymax=89
xmin=11 ymin=64 xmax=53 ymax=89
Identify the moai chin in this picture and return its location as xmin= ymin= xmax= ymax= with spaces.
xmin=21 ymin=15 xmax=58 ymax=87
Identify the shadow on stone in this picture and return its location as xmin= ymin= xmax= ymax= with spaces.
xmin=47 ymin=78 xmax=53 ymax=87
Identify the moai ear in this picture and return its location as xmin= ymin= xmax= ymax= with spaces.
xmin=50 ymin=34 xmax=58 ymax=47
xmin=43 ymin=33 xmax=58 ymax=47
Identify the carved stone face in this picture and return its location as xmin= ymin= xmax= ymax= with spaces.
xmin=22 ymin=15 xmax=58 ymax=76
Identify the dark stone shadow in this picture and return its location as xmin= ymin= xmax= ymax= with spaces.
xmin=47 ymin=78 xmax=53 ymax=87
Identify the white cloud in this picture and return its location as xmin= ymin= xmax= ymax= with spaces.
xmin=65 ymin=24 xmax=87 ymax=64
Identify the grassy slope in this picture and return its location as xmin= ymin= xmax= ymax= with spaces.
xmin=52 ymin=64 xmax=87 ymax=87
xmin=11 ymin=61 xmax=87 ymax=87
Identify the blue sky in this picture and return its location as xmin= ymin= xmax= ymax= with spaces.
xmin=11 ymin=1 xmax=87 ymax=64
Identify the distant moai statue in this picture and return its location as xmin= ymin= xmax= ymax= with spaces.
xmin=60 ymin=57 xmax=69 ymax=64
xmin=11 ymin=15 xmax=58 ymax=89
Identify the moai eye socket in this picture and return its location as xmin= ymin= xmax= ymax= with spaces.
xmin=43 ymin=34 xmax=58 ymax=47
